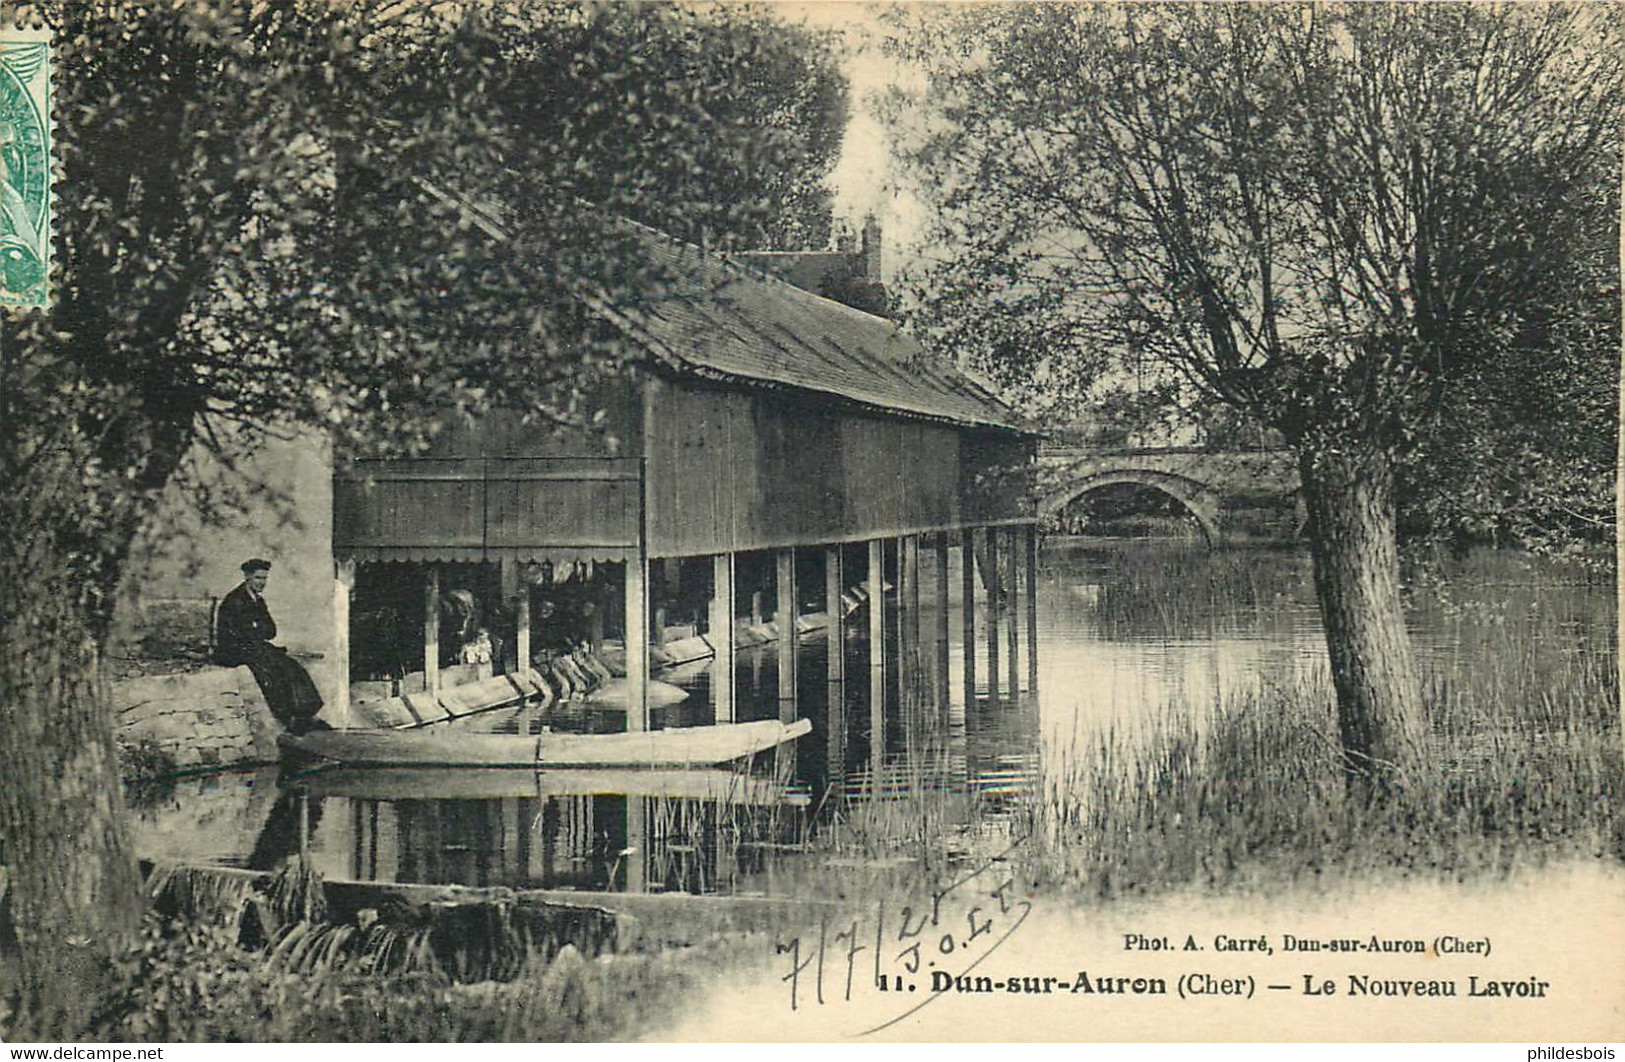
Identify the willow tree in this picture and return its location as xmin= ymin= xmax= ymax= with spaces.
xmin=888 ymin=3 xmax=1622 ymax=787
xmin=0 ymin=1 xmax=845 ymax=1034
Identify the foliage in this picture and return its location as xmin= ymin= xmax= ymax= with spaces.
xmin=818 ymin=271 xmax=892 ymax=318
xmin=0 ymin=911 xmax=728 ymax=1042
xmin=0 ymin=0 xmax=847 ymax=1028
xmin=884 ymin=3 xmax=1623 ymax=784
xmin=376 ymin=2 xmax=849 ymax=252
xmin=886 ymin=3 xmax=1622 ymax=545
xmin=116 ymin=737 xmax=178 ymax=809
xmin=5 ymin=0 xmax=850 ymax=629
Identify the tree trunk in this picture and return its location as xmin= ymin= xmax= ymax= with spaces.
xmin=0 ymin=556 xmax=145 ymax=1036
xmin=1298 ymin=442 xmax=1427 ymax=792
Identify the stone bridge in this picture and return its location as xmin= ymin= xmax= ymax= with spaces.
xmin=1036 ymin=446 xmax=1301 ymax=544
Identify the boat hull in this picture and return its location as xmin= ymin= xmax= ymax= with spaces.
xmin=279 ymin=717 xmax=811 ymax=769
xmin=297 ymin=766 xmax=806 ymax=804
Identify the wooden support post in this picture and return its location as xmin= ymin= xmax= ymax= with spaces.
xmin=334 ymin=558 xmax=355 ymax=730
xmin=1006 ymin=526 xmax=1020 ymax=698
xmin=824 ymin=546 xmax=847 ymax=792
xmin=961 ymin=527 xmax=976 ymax=708
xmin=776 ymin=549 xmax=797 ymax=723
xmin=588 ymin=596 xmax=605 ymax=656
xmin=901 ymin=534 xmax=921 ymax=739
xmin=935 ymin=534 xmax=951 ymax=724
xmin=984 ymin=529 xmax=1000 ymax=703
xmin=711 ymin=553 xmax=736 ymax=723
xmin=367 ymin=803 xmax=382 ymax=880
xmin=868 ymin=538 xmax=886 ymax=793
xmin=515 ymin=581 xmax=531 ymax=675
xmin=424 ymin=568 xmax=440 ymax=695
xmin=1026 ymin=524 xmax=1040 ymax=694
xmin=894 ymin=535 xmax=909 ymax=736
xmin=625 ymin=556 xmax=649 ymax=732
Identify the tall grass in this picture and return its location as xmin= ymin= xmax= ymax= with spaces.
xmin=5 ymin=857 xmax=751 ymax=1042
xmin=13 ymin=914 xmax=743 ymax=1042
xmin=1073 ymin=540 xmax=1311 ymax=642
xmin=1024 ymin=549 xmax=1621 ymax=896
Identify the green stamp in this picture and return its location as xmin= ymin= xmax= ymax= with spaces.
xmin=0 ymin=28 xmax=49 ymax=309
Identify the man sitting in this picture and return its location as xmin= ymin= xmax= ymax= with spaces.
xmin=215 ymin=558 xmax=325 ymax=734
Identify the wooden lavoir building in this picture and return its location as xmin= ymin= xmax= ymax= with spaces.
xmin=330 ymin=222 xmax=1041 ymax=746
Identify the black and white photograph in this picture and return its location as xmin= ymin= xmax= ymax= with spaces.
xmin=0 ymin=0 xmax=1620 ymax=1047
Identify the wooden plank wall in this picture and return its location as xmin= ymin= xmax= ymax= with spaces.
xmin=646 ymin=378 xmax=976 ymax=556
xmin=334 ymin=460 xmax=486 ymax=551
xmin=334 ymin=377 xmax=643 ymax=556
xmin=335 ymin=459 xmax=640 ymax=554
xmin=333 ymin=371 xmax=1033 ymax=559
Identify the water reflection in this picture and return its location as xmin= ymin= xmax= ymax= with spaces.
xmin=287 ymin=767 xmax=810 ymax=894
xmin=128 ymin=543 xmax=1613 ymax=899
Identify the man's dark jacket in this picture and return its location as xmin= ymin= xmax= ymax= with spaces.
xmin=215 ymin=583 xmax=277 ymax=666
xmin=214 ymin=582 xmax=322 ymax=727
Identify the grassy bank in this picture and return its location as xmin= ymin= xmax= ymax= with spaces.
xmin=1024 ymin=548 xmax=1621 ymax=896
xmin=9 ymin=547 xmax=1614 ymax=1041
xmin=1 ymin=905 xmax=758 ymax=1042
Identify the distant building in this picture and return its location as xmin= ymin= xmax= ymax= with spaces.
xmin=736 ymin=214 xmax=889 ymax=317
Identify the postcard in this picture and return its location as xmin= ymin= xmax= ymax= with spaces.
xmin=1 ymin=2 xmax=1619 ymax=1048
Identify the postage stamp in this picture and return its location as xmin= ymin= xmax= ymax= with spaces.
xmin=0 ymin=26 xmax=50 ymax=310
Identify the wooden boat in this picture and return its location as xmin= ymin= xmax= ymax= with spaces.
xmin=296 ymin=765 xmax=808 ymax=805
xmin=280 ymin=717 xmax=811 ymax=769
xmin=345 ymin=669 xmax=688 ymax=731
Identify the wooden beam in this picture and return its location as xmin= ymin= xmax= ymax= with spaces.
xmin=824 ymin=546 xmax=846 ymax=793
xmin=984 ymin=528 xmax=1000 ymax=703
xmin=868 ymin=538 xmax=886 ymax=793
xmin=961 ymin=527 xmax=976 ymax=709
xmin=935 ymin=534 xmax=950 ymax=726
xmin=334 ymin=558 xmax=355 ymax=730
xmin=1006 ymin=526 xmax=1019 ymax=698
xmin=624 ymin=796 xmax=647 ymax=893
xmin=895 ymin=535 xmax=910 ymax=736
xmin=424 ymin=567 xmax=440 ymax=695
xmin=625 ymin=557 xmax=649 ymax=732
xmin=901 ymin=534 xmax=921 ymax=740
xmin=776 ymin=549 xmax=797 ymax=723
xmin=515 ymin=581 xmax=532 ymax=677
xmin=711 ymin=553 xmax=735 ymax=723
xmin=1026 ymin=525 xmax=1039 ymax=694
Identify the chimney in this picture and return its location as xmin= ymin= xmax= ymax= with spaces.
xmin=860 ymin=214 xmax=882 ymax=282
xmin=835 ymin=222 xmax=856 ymax=255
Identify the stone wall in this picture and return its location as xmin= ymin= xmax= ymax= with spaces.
xmin=113 ymin=666 xmax=282 ymax=771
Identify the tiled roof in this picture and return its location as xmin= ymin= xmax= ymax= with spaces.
xmin=417 ymin=179 xmax=1033 ymax=435
xmin=734 ymin=249 xmax=860 ymax=293
xmin=624 ymin=236 xmax=1033 ymax=434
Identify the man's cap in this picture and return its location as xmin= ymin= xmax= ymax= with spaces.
xmin=241 ymin=558 xmax=273 ymax=575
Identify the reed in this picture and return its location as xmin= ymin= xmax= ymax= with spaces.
xmin=39 ymin=913 xmax=740 ymax=1042
xmin=1022 ymin=549 xmax=1621 ymax=896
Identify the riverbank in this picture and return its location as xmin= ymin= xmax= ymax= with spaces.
xmin=15 ymin=542 xmax=1615 ymax=1042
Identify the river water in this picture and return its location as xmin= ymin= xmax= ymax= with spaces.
xmin=127 ymin=541 xmax=1614 ymax=896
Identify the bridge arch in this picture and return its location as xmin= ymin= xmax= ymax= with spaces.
xmin=1040 ymin=469 xmax=1224 ymax=545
